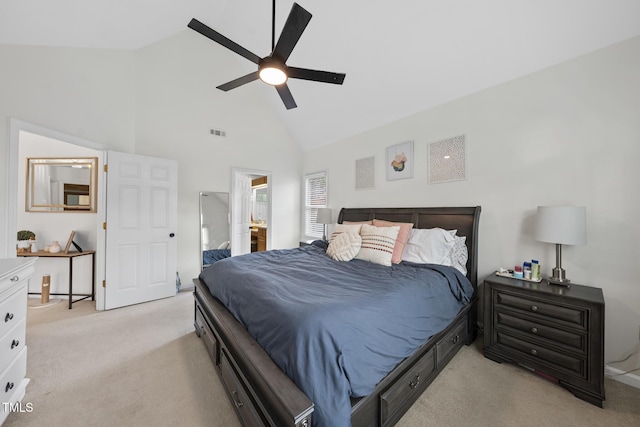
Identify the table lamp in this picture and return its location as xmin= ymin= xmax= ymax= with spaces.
xmin=316 ymin=208 xmax=332 ymax=242
xmin=534 ymin=206 xmax=586 ymax=285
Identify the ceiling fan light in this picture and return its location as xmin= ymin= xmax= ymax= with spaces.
xmin=259 ymin=66 xmax=287 ymax=86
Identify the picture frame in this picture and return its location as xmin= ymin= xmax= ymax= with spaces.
xmin=428 ymin=134 xmax=466 ymax=184
xmin=64 ymin=230 xmax=76 ymax=253
xmin=386 ymin=141 xmax=414 ymax=181
xmin=355 ymin=156 xmax=375 ymax=190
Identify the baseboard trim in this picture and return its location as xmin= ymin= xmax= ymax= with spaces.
xmin=605 ymin=365 xmax=640 ymax=389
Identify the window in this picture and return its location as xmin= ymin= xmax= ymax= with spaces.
xmin=304 ymin=171 xmax=327 ymax=238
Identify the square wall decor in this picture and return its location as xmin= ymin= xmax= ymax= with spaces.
xmin=386 ymin=141 xmax=414 ymax=181
xmin=355 ymin=156 xmax=375 ymax=190
xmin=428 ymin=135 xmax=466 ymax=184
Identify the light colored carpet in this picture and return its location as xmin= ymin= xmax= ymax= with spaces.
xmin=6 ymin=292 xmax=640 ymax=426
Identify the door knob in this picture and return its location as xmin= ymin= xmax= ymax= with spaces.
xmin=169 ymin=233 xmax=175 ymax=238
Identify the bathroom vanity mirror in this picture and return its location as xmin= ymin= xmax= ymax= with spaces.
xmin=200 ymin=191 xmax=230 ymax=270
xmin=26 ymin=157 xmax=98 ymax=212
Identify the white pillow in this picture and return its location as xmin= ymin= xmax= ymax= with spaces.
xmin=355 ymin=224 xmax=400 ymax=267
xmin=402 ymin=228 xmax=456 ymax=265
xmin=447 ymin=235 xmax=468 ymax=275
xmin=327 ymin=232 xmax=362 ymax=262
xmin=330 ymin=224 xmax=362 ymax=243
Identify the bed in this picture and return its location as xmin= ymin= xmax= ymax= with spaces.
xmin=202 ymin=248 xmax=231 ymax=268
xmin=193 ymin=206 xmax=481 ymax=427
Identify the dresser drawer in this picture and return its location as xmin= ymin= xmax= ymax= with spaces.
xmin=195 ymin=306 xmax=218 ymax=366
xmin=496 ymin=291 xmax=586 ymax=329
xmin=0 ymin=318 xmax=26 ymax=372
xmin=380 ymin=347 xmax=436 ymax=426
xmin=0 ymin=264 xmax=34 ymax=295
xmin=496 ymin=311 xmax=586 ymax=352
xmin=220 ymin=349 xmax=266 ymax=427
xmin=436 ymin=317 xmax=467 ymax=368
xmin=0 ymin=346 xmax=27 ymax=403
xmin=0 ymin=286 xmax=28 ymax=341
xmin=496 ymin=331 xmax=586 ymax=377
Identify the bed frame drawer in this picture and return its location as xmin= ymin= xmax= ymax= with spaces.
xmin=220 ymin=349 xmax=266 ymax=427
xmin=195 ymin=305 xmax=218 ymax=366
xmin=436 ymin=317 xmax=467 ymax=368
xmin=380 ymin=347 xmax=436 ymax=426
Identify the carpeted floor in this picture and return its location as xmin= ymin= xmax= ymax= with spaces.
xmin=6 ymin=292 xmax=640 ymax=426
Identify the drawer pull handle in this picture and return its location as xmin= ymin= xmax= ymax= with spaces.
xmin=409 ymin=373 xmax=420 ymax=389
xmin=10 ymin=276 xmax=19 ymax=282
xmin=5 ymin=382 xmax=14 ymax=393
xmin=11 ymin=340 xmax=19 ymax=349
xmin=4 ymin=313 xmax=13 ymax=323
xmin=530 ymin=305 xmax=538 ymax=312
xmin=451 ymin=334 xmax=461 ymax=344
xmin=531 ymin=327 xmax=539 ymax=334
xmin=530 ymin=349 xmax=538 ymax=356
xmin=232 ymin=390 xmax=244 ymax=408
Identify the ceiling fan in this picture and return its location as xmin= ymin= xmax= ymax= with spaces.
xmin=188 ymin=1 xmax=346 ymax=110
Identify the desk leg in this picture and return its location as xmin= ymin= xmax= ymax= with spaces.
xmin=69 ymin=257 xmax=73 ymax=309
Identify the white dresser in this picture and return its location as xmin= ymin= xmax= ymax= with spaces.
xmin=0 ymin=258 xmax=36 ymax=424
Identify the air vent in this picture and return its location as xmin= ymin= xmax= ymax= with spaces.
xmin=210 ymin=129 xmax=226 ymax=137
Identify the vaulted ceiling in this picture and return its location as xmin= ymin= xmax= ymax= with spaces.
xmin=2 ymin=0 xmax=639 ymax=151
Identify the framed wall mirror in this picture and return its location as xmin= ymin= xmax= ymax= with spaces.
xmin=200 ymin=191 xmax=230 ymax=270
xmin=26 ymin=157 xmax=98 ymax=212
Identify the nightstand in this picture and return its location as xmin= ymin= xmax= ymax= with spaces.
xmin=483 ymin=274 xmax=605 ymax=407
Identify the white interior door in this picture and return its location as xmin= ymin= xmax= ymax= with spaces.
xmin=231 ymin=172 xmax=252 ymax=256
xmin=104 ymin=151 xmax=178 ymax=309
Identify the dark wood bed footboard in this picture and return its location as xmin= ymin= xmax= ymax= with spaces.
xmin=194 ymin=278 xmax=314 ymax=427
xmin=194 ymin=206 xmax=481 ymax=427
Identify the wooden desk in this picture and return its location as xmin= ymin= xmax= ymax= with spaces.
xmin=17 ymin=251 xmax=95 ymax=309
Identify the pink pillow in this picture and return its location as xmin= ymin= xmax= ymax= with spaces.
xmin=372 ymin=219 xmax=414 ymax=264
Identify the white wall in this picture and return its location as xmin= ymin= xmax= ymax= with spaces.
xmin=0 ymin=44 xmax=136 ymax=260
xmin=302 ymin=36 xmax=640 ymax=363
xmin=132 ymin=31 xmax=303 ymax=281
xmin=1 ymin=36 xmax=302 ymax=291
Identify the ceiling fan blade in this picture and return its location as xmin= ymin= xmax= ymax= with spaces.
xmin=188 ymin=18 xmax=262 ymax=65
xmin=217 ymin=71 xmax=260 ymax=91
xmin=287 ymin=67 xmax=346 ymax=85
xmin=275 ymin=84 xmax=297 ymax=109
xmin=272 ymin=3 xmax=312 ymax=63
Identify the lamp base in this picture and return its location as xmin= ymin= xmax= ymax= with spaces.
xmin=547 ymin=267 xmax=571 ymax=287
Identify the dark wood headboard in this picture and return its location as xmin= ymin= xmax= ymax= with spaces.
xmin=337 ymin=206 xmax=481 ymax=289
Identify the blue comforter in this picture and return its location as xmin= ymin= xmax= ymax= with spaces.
xmin=202 ymin=249 xmax=231 ymax=266
xmin=199 ymin=244 xmax=474 ymax=427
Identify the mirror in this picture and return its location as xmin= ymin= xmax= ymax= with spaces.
xmin=200 ymin=191 xmax=230 ymax=270
xmin=26 ymin=157 xmax=98 ymax=212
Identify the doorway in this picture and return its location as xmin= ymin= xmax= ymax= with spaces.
xmin=8 ymin=119 xmax=107 ymax=308
xmin=230 ymin=168 xmax=272 ymax=257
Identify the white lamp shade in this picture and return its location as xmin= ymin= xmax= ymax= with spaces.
xmin=535 ymin=206 xmax=586 ymax=245
xmin=316 ymin=208 xmax=332 ymax=225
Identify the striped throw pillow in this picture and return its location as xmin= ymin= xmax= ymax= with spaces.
xmin=355 ymin=224 xmax=400 ymax=266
